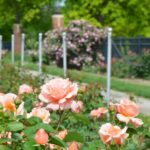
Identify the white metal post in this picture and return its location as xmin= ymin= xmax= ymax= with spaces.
xmin=106 ymin=28 xmax=112 ymax=101
xmin=38 ymin=33 xmax=42 ymax=75
xmin=11 ymin=34 xmax=15 ymax=64
xmin=62 ymin=32 xmax=67 ymax=78
xmin=0 ymin=35 xmax=2 ymax=65
xmin=21 ymin=33 xmax=25 ymax=66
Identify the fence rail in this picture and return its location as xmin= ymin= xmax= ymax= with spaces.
xmin=101 ymin=37 xmax=150 ymax=60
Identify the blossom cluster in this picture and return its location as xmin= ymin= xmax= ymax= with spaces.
xmin=0 ymin=78 xmax=82 ymax=149
xmin=43 ymin=20 xmax=107 ymax=69
xmin=90 ymin=99 xmax=143 ymax=145
xmin=0 ymin=77 xmax=144 ymax=149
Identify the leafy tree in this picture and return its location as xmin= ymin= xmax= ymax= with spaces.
xmin=63 ymin=0 xmax=150 ymax=37
xmin=0 ymin=0 xmax=55 ymax=39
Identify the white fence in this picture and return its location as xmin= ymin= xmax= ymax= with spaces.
xmin=0 ymin=29 xmax=112 ymax=102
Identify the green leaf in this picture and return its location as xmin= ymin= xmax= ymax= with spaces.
xmin=16 ymin=115 xmax=26 ymax=120
xmin=0 ymin=125 xmax=4 ymax=132
xmin=0 ymin=145 xmax=10 ymax=150
xmin=12 ymin=133 xmax=23 ymax=140
xmin=24 ymin=99 xmax=33 ymax=113
xmin=72 ymin=113 xmax=90 ymax=124
xmin=23 ymin=123 xmax=54 ymax=139
xmin=23 ymin=141 xmax=36 ymax=150
xmin=82 ymin=140 xmax=105 ymax=150
xmin=49 ymin=136 xmax=66 ymax=148
xmin=64 ymin=131 xmax=84 ymax=143
xmin=7 ymin=122 xmax=24 ymax=132
xmin=27 ymin=116 xmax=42 ymax=125
xmin=0 ymin=138 xmax=15 ymax=144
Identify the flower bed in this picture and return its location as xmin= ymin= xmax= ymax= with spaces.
xmin=0 ymin=74 xmax=149 ymax=150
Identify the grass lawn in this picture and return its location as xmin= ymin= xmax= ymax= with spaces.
xmin=23 ymin=63 xmax=150 ymax=98
xmin=2 ymin=53 xmax=150 ymax=98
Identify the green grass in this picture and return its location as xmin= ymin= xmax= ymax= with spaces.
xmin=24 ymin=63 xmax=150 ymax=98
xmin=2 ymin=53 xmax=150 ymax=98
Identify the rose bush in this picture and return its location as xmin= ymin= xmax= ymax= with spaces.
xmin=0 ymin=77 xmax=149 ymax=150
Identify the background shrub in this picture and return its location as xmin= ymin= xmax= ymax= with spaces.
xmin=43 ymin=20 xmax=106 ymax=69
xmin=112 ymin=49 xmax=150 ymax=79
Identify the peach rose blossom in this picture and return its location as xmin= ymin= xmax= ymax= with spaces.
xmin=117 ymin=99 xmax=139 ymax=117
xmin=46 ymin=103 xmax=60 ymax=111
xmin=0 ymin=93 xmax=17 ymax=112
xmin=28 ymin=107 xmax=50 ymax=124
xmin=39 ymin=78 xmax=78 ymax=109
xmin=129 ymin=117 xmax=143 ymax=128
xmin=18 ymin=84 xmax=33 ymax=95
xmin=68 ymin=141 xmax=79 ymax=150
xmin=35 ymin=129 xmax=49 ymax=145
xmin=90 ymin=107 xmax=108 ymax=118
xmin=99 ymin=123 xmax=128 ymax=145
xmin=35 ymin=102 xmax=45 ymax=107
xmin=116 ymin=99 xmax=143 ymax=128
xmin=57 ymin=129 xmax=68 ymax=140
xmin=71 ymin=101 xmax=83 ymax=113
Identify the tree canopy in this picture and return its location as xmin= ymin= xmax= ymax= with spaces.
xmin=0 ymin=0 xmax=55 ymax=39
xmin=63 ymin=0 xmax=150 ymax=37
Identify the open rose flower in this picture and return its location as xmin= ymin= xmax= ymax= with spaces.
xmin=99 ymin=123 xmax=128 ymax=145
xmin=116 ymin=99 xmax=143 ymax=128
xmin=35 ymin=129 xmax=49 ymax=145
xmin=0 ymin=93 xmax=17 ymax=112
xmin=71 ymin=101 xmax=83 ymax=113
xmin=28 ymin=107 xmax=50 ymax=124
xmin=90 ymin=107 xmax=108 ymax=118
xmin=117 ymin=99 xmax=139 ymax=117
xmin=18 ymin=84 xmax=33 ymax=95
xmin=39 ymin=78 xmax=78 ymax=110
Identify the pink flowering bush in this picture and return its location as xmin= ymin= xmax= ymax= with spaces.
xmin=43 ymin=20 xmax=106 ymax=69
xmin=0 ymin=78 xmax=149 ymax=150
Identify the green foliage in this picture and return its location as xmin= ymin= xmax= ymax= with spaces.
xmin=130 ymin=50 xmax=150 ymax=78
xmin=49 ymin=136 xmax=66 ymax=148
xmin=7 ymin=122 xmax=24 ymax=132
xmin=0 ymin=64 xmax=43 ymax=93
xmin=0 ymin=0 xmax=55 ymax=39
xmin=63 ymin=0 xmax=150 ymax=37
xmin=0 ymin=75 xmax=149 ymax=149
xmin=64 ymin=131 xmax=85 ymax=142
xmin=112 ymin=50 xmax=150 ymax=79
